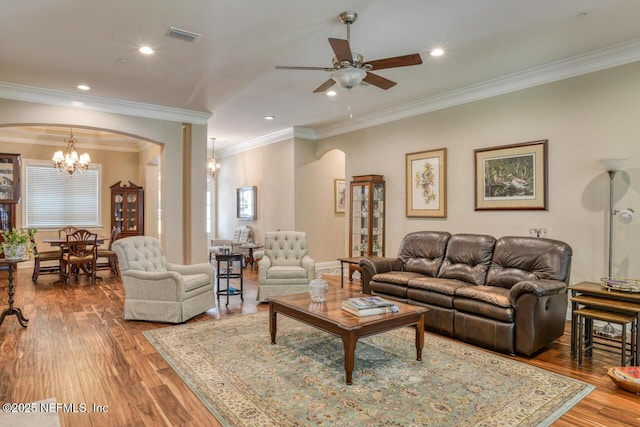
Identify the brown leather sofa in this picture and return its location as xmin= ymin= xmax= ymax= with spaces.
xmin=359 ymin=231 xmax=572 ymax=356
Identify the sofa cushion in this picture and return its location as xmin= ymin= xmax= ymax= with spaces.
xmin=407 ymin=276 xmax=469 ymax=296
xmin=486 ymin=236 xmax=573 ymax=289
xmin=454 ymin=286 xmax=514 ymax=322
xmin=438 ymin=234 xmax=495 ymax=285
xmin=369 ymin=281 xmax=408 ymax=299
xmin=372 ymin=271 xmax=425 ymax=285
xmin=398 ymin=231 xmax=451 ymax=276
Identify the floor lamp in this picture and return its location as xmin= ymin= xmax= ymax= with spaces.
xmin=598 ymin=158 xmax=634 ymax=337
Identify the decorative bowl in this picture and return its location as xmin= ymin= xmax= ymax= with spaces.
xmin=607 ymin=367 xmax=640 ymax=395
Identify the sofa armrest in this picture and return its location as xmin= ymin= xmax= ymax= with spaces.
xmin=359 ymin=256 xmax=404 ymax=294
xmin=510 ymin=279 xmax=567 ymax=301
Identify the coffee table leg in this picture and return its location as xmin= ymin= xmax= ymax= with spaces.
xmin=269 ymin=303 xmax=277 ymax=344
xmin=415 ymin=313 xmax=425 ymax=361
xmin=341 ymin=332 xmax=357 ymax=385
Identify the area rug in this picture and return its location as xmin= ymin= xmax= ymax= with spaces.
xmin=144 ymin=313 xmax=593 ymax=426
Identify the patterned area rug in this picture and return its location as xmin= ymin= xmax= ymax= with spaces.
xmin=144 ymin=313 xmax=593 ymax=426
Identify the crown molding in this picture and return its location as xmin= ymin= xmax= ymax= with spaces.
xmin=315 ymin=37 xmax=640 ymax=139
xmin=218 ymin=128 xmax=295 ymax=157
xmin=0 ymin=82 xmax=212 ymax=125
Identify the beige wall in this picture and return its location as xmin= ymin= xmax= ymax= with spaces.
xmin=0 ymin=98 xmax=207 ymax=263
xmin=217 ymin=137 xmax=347 ymax=263
xmin=316 ymin=61 xmax=640 ymax=283
xmin=294 ymin=140 xmax=346 ymax=262
xmin=217 ymin=139 xmax=296 ymax=243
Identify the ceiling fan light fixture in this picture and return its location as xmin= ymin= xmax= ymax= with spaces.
xmin=331 ymin=67 xmax=366 ymax=89
xmin=430 ymin=48 xmax=445 ymax=57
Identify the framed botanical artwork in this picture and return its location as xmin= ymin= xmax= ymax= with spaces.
xmin=237 ymin=186 xmax=257 ymax=220
xmin=334 ymin=179 xmax=346 ymax=213
xmin=406 ymin=148 xmax=447 ymax=217
xmin=474 ymin=140 xmax=548 ymax=211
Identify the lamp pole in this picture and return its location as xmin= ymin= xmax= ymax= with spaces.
xmin=607 ymin=169 xmax=616 ymax=277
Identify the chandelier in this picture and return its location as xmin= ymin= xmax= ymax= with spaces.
xmin=208 ymin=138 xmax=220 ymax=179
xmin=52 ymin=128 xmax=91 ymax=175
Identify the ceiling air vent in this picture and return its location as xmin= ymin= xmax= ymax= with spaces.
xmin=165 ymin=27 xmax=201 ymax=43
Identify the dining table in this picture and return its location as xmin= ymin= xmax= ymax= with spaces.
xmin=42 ymin=235 xmax=108 ymax=282
xmin=42 ymin=236 xmax=107 ymax=246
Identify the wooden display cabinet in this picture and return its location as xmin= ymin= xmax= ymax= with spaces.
xmin=348 ymin=175 xmax=385 ymax=279
xmin=111 ymin=181 xmax=144 ymax=238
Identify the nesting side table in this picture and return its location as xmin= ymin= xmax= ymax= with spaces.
xmin=215 ymin=253 xmax=244 ymax=305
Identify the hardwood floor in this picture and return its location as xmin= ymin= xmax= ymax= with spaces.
xmin=0 ymin=266 xmax=639 ymax=426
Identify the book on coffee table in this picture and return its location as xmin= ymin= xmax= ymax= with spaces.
xmin=346 ymin=296 xmax=396 ymax=309
xmin=341 ymin=297 xmax=400 ymax=316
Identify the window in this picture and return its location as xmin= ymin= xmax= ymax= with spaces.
xmin=24 ymin=161 xmax=101 ymax=228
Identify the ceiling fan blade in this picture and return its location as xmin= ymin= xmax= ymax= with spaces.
xmin=363 ymin=72 xmax=397 ymax=90
xmin=276 ymin=66 xmax=333 ymax=71
xmin=328 ymin=38 xmax=353 ymax=63
xmin=366 ymin=53 xmax=423 ymax=70
xmin=313 ymin=79 xmax=336 ymax=93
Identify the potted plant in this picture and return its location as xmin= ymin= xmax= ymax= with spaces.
xmin=1 ymin=227 xmax=36 ymax=260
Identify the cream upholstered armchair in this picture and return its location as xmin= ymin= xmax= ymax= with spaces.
xmin=112 ymin=236 xmax=215 ymax=323
xmin=209 ymin=225 xmax=251 ymax=261
xmin=257 ymin=231 xmax=315 ymax=301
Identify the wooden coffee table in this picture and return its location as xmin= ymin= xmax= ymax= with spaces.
xmin=267 ymin=289 xmax=427 ymax=385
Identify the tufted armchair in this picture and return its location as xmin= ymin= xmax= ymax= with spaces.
xmin=257 ymin=231 xmax=315 ymax=301
xmin=209 ymin=225 xmax=251 ymax=261
xmin=112 ymin=236 xmax=215 ymax=323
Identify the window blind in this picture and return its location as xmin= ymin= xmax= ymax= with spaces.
xmin=25 ymin=164 xmax=100 ymax=228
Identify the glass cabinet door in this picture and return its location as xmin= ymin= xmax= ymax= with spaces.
xmin=126 ymin=193 xmax=138 ymax=232
xmin=0 ymin=154 xmax=21 ymax=203
xmin=351 ymin=183 xmax=369 ymax=256
xmin=371 ymin=182 xmax=384 ymax=256
xmin=113 ymin=192 xmax=125 ymax=229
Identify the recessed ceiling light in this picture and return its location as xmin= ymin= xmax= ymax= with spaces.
xmin=326 ymin=90 xmax=337 ymax=96
xmin=264 ymin=115 xmax=275 ymax=120
xmin=77 ymin=84 xmax=90 ymax=91
xmin=430 ymin=48 xmax=445 ymax=57
xmin=139 ymin=46 xmax=154 ymax=55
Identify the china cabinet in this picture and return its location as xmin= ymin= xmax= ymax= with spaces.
xmin=0 ymin=153 xmax=21 ymax=203
xmin=349 ymin=175 xmax=385 ymax=279
xmin=111 ymin=181 xmax=144 ymax=238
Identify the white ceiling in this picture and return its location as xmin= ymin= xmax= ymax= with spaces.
xmin=2 ymin=0 xmax=640 ymax=151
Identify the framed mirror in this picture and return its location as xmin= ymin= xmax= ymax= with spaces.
xmin=237 ymin=186 xmax=257 ymax=220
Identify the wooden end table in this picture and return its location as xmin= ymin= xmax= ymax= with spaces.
xmin=267 ymin=289 xmax=427 ymax=385
xmin=337 ymin=257 xmax=363 ymax=290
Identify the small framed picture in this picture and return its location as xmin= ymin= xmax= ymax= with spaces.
xmin=406 ymin=148 xmax=447 ymax=217
xmin=474 ymin=140 xmax=548 ymax=211
xmin=334 ymin=179 xmax=346 ymax=213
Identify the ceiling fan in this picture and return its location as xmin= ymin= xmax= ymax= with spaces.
xmin=275 ymin=11 xmax=423 ymax=93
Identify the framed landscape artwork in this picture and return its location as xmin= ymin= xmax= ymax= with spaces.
xmin=334 ymin=179 xmax=346 ymax=213
xmin=237 ymin=186 xmax=257 ymax=220
xmin=474 ymin=140 xmax=548 ymax=211
xmin=406 ymin=148 xmax=447 ymax=217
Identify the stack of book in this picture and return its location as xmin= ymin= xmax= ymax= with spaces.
xmin=341 ymin=296 xmax=399 ymax=316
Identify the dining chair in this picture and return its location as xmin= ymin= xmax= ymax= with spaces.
xmin=60 ymin=229 xmax=98 ymax=285
xmin=95 ymin=227 xmax=121 ymax=276
xmin=58 ymin=225 xmax=78 ymax=238
xmin=30 ymin=232 xmax=62 ymax=283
